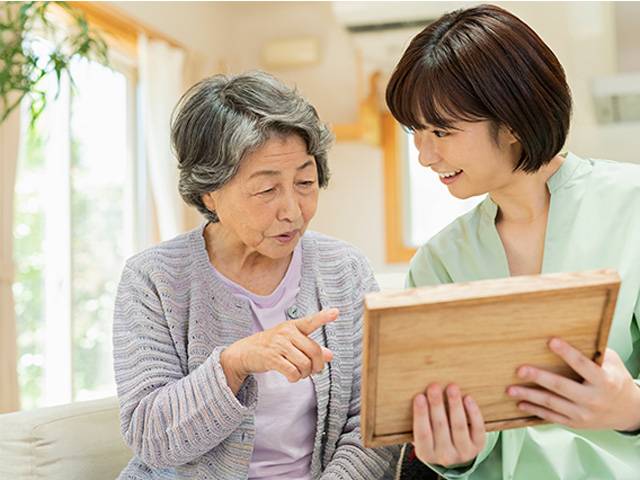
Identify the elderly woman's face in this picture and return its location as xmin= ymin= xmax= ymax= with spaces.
xmin=203 ymin=134 xmax=319 ymax=260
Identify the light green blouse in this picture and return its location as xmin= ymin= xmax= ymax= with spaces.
xmin=407 ymin=152 xmax=640 ymax=480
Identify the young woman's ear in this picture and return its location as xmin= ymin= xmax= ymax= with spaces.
xmin=502 ymin=124 xmax=520 ymax=146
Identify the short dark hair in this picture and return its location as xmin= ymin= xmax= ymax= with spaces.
xmin=171 ymin=71 xmax=333 ymax=223
xmin=385 ymin=4 xmax=572 ymax=172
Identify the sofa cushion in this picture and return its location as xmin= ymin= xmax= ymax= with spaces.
xmin=0 ymin=396 xmax=133 ymax=480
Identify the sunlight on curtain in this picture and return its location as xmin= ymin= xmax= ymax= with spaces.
xmin=138 ymin=34 xmax=186 ymax=241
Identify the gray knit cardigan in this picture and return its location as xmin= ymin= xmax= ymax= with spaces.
xmin=113 ymin=224 xmax=400 ymax=479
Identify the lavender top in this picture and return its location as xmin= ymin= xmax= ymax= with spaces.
xmin=213 ymin=242 xmax=316 ymax=479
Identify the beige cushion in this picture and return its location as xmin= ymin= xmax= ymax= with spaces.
xmin=0 ymin=396 xmax=133 ymax=480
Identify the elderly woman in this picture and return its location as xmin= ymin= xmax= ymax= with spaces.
xmin=386 ymin=4 xmax=640 ymax=480
xmin=113 ymin=71 xmax=399 ymax=479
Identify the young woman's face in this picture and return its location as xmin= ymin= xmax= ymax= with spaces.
xmin=412 ymin=120 xmax=521 ymax=199
xmin=203 ymin=134 xmax=319 ymax=260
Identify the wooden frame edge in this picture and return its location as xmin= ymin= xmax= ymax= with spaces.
xmin=361 ymin=307 xmax=379 ymax=448
xmin=362 ymin=269 xmax=621 ymax=447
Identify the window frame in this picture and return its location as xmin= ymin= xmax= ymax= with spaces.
xmin=12 ymin=2 xmax=167 ymax=408
xmin=14 ymin=48 xmax=145 ymax=408
xmin=382 ymin=113 xmax=416 ymax=263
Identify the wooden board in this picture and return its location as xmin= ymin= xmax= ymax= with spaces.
xmin=361 ymin=269 xmax=620 ymax=448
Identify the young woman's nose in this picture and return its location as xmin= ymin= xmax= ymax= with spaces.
xmin=413 ymin=131 xmax=440 ymax=167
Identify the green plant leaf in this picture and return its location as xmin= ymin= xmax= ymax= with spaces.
xmin=1 ymin=0 xmax=110 ymax=128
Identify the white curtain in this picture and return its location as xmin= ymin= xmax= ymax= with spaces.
xmin=0 ymin=96 xmax=21 ymax=414
xmin=138 ymin=34 xmax=186 ymax=241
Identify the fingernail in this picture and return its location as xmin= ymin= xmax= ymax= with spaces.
xmin=549 ymin=338 xmax=561 ymax=350
xmin=517 ymin=367 xmax=528 ymax=378
xmin=415 ymin=394 xmax=427 ymax=407
xmin=427 ymin=384 xmax=440 ymax=398
xmin=464 ymin=396 xmax=476 ymax=410
xmin=447 ymin=385 xmax=459 ymax=399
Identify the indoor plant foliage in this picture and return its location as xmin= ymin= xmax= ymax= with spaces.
xmin=0 ymin=1 xmax=108 ymax=124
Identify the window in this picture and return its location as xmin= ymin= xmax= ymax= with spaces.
xmin=12 ymin=41 xmax=147 ymax=409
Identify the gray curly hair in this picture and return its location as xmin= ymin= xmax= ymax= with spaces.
xmin=170 ymin=71 xmax=334 ymax=223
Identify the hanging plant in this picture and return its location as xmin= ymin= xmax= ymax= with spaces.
xmin=0 ymin=1 xmax=109 ymax=125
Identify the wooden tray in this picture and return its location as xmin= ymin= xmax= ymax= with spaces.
xmin=361 ymin=269 xmax=620 ymax=448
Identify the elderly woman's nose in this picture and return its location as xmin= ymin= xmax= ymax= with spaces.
xmin=277 ymin=190 xmax=302 ymax=221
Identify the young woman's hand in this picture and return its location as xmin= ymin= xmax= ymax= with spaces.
xmin=412 ymin=383 xmax=486 ymax=467
xmin=507 ymin=338 xmax=640 ymax=432
xmin=220 ymin=308 xmax=337 ymax=394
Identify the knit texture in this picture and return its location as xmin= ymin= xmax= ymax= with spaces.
xmin=113 ymin=224 xmax=400 ymax=479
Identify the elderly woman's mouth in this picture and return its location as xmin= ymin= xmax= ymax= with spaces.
xmin=275 ymin=230 xmax=299 ymax=243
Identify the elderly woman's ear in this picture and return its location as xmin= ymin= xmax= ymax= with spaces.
xmin=202 ymin=192 xmax=216 ymax=213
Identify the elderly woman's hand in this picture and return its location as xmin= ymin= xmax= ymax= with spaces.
xmin=220 ymin=308 xmax=338 ymax=394
xmin=507 ymin=338 xmax=640 ymax=432
xmin=412 ymin=383 xmax=486 ymax=467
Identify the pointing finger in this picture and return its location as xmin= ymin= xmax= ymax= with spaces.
xmin=295 ymin=308 xmax=339 ymax=336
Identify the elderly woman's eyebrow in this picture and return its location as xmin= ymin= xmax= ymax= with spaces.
xmin=248 ymin=159 xmax=315 ymax=179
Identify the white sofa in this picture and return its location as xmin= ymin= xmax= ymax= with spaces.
xmin=0 ymin=396 xmax=133 ymax=480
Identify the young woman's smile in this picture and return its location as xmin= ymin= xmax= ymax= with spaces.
xmin=436 ymin=169 xmax=463 ymax=185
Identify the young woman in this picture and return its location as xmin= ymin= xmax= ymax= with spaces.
xmin=386 ymin=4 xmax=640 ymax=479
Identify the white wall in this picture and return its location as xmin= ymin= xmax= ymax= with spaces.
xmin=111 ymin=1 xmax=232 ymax=86
xmin=616 ymin=2 xmax=640 ymax=73
xmin=219 ymin=2 xmax=360 ymax=126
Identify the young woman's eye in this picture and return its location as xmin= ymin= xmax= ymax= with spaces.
xmin=433 ymin=130 xmax=448 ymax=138
xmin=402 ymin=125 xmax=415 ymax=135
